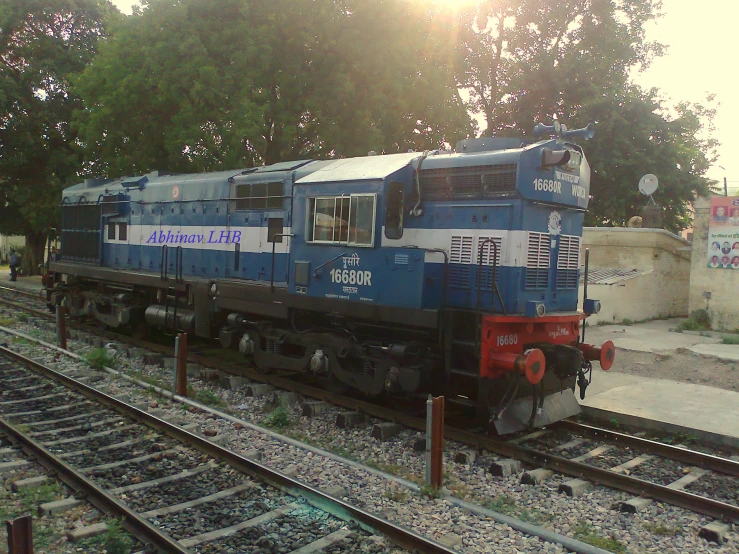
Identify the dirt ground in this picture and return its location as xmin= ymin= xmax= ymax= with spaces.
xmin=601 ymin=346 xmax=739 ymax=393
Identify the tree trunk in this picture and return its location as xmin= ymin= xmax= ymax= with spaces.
xmin=23 ymin=233 xmax=46 ymax=276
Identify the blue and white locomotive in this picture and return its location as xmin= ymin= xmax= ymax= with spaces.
xmin=48 ymin=122 xmax=614 ymax=433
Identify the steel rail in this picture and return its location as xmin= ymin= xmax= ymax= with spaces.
xmin=3 ymin=294 xmax=739 ymax=523
xmin=141 ymin=350 xmax=739 ymax=524
xmin=0 ymin=284 xmax=42 ymax=299
xmin=555 ymin=419 xmax=739 ymax=477
xmin=0 ymin=346 xmax=456 ymax=554
xmin=0 ymin=387 xmax=187 ymax=551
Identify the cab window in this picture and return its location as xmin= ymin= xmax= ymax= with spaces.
xmin=384 ymin=182 xmax=404 ymax=239
xmin=307 ymin=194 xmax=376 ymax=247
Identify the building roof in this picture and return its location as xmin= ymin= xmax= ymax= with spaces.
xmin=581 ymin=267 xmax=651 ymax=285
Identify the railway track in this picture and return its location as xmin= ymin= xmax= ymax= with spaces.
xmin=1 ymin=286 xmax=737 ymax=542
xmin=0 ymin=346 xmax=453 ymax=553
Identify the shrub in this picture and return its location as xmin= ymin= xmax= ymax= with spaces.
xmin=85 ymin=348 xmax=115 ymax=370
xmin=721 ymin=334 xmax=739 ymax=345
xmin=262 ymin=406 xmax=291 ymax=429
xmin=676 ymin=309 xmax=711 ymax=332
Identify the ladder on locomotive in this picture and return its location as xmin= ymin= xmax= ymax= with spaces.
xmin=446 ymin=239 xmax=506 ymax=410
xmin=160 ymin=244 xmax=184 ymax=335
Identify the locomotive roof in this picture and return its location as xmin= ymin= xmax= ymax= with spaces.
xmin=419 ymin=146 xmax=524 ymax=170
xmin=295 ymin=152 xmax=421 ymax=184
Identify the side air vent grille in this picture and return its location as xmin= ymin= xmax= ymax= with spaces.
xmin=61 ymin=204 xmax=102 ymax=263
xmin=420 ymin=164 xmax=517 ymax=201
xmin=449 ymin=235 xmax=474 ymax=289
xmin=525 ymin=232 xmax=550 ymax=289
xmin=557 ymin=235 xmax=581 ymax=289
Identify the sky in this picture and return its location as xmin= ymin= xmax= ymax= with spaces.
xmin=110 ymin=0 xmax=738 ymax=195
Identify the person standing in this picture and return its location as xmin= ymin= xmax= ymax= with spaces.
xmin=9 ymin=249 xmax=18 ymax=281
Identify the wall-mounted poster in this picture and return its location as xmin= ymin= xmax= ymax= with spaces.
xmin=707 ymin=196 xmax=739 ymax=269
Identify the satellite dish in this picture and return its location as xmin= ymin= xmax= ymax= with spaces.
xmin=639 ymin=174 xmax=658 ymax=196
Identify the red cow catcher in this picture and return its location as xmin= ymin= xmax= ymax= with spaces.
xmin=478 ymin=314 xmax=615 ymax=434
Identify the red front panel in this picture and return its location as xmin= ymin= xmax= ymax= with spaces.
xmin=480 ymin=314 xmax=584 ymax=379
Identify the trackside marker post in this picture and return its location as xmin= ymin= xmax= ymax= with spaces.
xmin=425 ymin=395 xmax=432 ymax=485
xmin=425 ymin=395 xmax=445 ymax=488
xmin=56 ymin=305 xmax=66 ymax=350
xmin=175 ymin=332 xmax=188 ymax=396
xmin=6 ymin=514 xmax=33 ymax=554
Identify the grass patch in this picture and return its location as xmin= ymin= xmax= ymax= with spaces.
xmin=0 ymin=317 xmax=15 ymax=326
xmin=676 ymin=309 xmax=711 ymax=332
xmin=16 ymin=313 xmax=27 ymax=322
xmin=129 ymin=370 xmax=165 ymax=388
xmin=575 ymin=522 xmax=627 ymax=553
xmin=85 ymin=347 xmax=115 ymax=370
xmin=76 ymin=518 xmax=133 ymax=554
xmin=419 ymin=484 xmax=441 ymax=499
xmin=483 ymin=494 xmax=551 ymax=524
xmin=721 ymin=334 xmax=739 ymax=345
xmin=643 ymin=522 xmax=679 ymax=536
xmin=0 ymin=482 xmax=66 ymax=520
xmin=662 ymin=433 xmax=699 ymax=447
xmin=262 ymin=406 xmax=291 ymax=429
xmin=11 ymin=336 xmax=31 ymax=345
xmin=193 ymin=387 xmax=225 ymax=407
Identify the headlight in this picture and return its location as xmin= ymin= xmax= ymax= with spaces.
xmin=565 ymin=150 xmax=582 ymax=171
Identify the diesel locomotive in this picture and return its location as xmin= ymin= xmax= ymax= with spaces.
xmin=47 ymin=122 xmax=614 ymax=433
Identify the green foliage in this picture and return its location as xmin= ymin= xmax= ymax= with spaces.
xmin=85 ymin=347 xmax=115 ymax=369
xmin=575 ymin=522 xmax=627 ymax=553
xmin=0 ymin=0 xmax=117 ymax=272
xmin=721 ymin=334 xmax=739 ymax=345
xmin=485 ymin=494 xmax=517 ymax=514
xmin=419 ymin=484 xmax=441 ymax=499
xmin=262 ymin=406 xmax=291 ymax=429
xmin=483 ymin=494 xmax=550 ymax=524
xmin=0 ymin=318 xmax=15 ymax=326
xmin=76 ymin=518 xmax=133 ymax=554
xmin=676 ymin=309 xmax=712 ymax=332
xmin=643 ymin=522 xmax=678 ymax=536
xmin=103 ymin=518 xmax=134 ymax=554
xmin=129 ymin=370 xmax=164 ymax=388
xmin=74 ymin=0 xmax=471 ymax=175
xmin=452 ymin=0 xmax=715 ymax=234
xmin=193 ymin=387 xmax=225 ymax=407
xmin=0 ymin=482 xmax=66 ymax=520
xmin=16 ymin=313 xmax=28 ymax=322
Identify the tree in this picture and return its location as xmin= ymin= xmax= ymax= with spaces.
xmin=73 ymin=0 xmax=472 ymax=177
xmin=453 ymin=0 xmax=715 ymax=232
xmin=579 ymin=89 xmax=716 ymax=232
xmin=455 ymin=0 xmax=664 ymax=134
xmin=0 ymin=0 xmax=116 ymax=274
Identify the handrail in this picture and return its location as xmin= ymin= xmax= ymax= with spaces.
xmin=160 ymin=244 xmax=167 ymax=281
xmin=476 ymin=238 xmax=507 ymax=316
xmin=425 ymin=248 xmax=449 ymax=352
xmin=312 ymin=251 xmax=347 ymax=277
xmin=270 ymin=233 xmax=295 ymax=292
